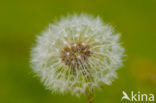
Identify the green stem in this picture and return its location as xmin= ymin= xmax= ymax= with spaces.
xmin=87 ymin=91 xmax=95 ymax=103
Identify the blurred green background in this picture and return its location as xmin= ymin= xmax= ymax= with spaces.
xmin=0 ymin=0 xmax=156 ymax=103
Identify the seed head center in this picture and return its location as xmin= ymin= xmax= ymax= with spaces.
xmin=60 ymin=42 xmax=92 ymax=68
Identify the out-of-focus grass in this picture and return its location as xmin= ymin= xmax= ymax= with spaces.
xmin=0 ymin=0 xmax=156 ymax=103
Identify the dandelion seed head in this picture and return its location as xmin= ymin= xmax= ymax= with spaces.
xmin=60 ymin=41 xmax=92 ymax=68
xmin=30 ymin=14 xmax=125 ymax=96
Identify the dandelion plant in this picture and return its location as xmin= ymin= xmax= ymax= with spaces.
xmin=30 ymin=14 xmax=124 ymax=103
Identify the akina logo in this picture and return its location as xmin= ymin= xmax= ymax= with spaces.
xmin=121 ymin=91 xmax=154 ymax=102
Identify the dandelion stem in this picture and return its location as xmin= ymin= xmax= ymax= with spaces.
xmin=87 ymin=91 xmax=95 ymax=103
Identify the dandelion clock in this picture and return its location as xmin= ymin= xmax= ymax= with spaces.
xmin=30 ymin=14 xmax=124 ymax=103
